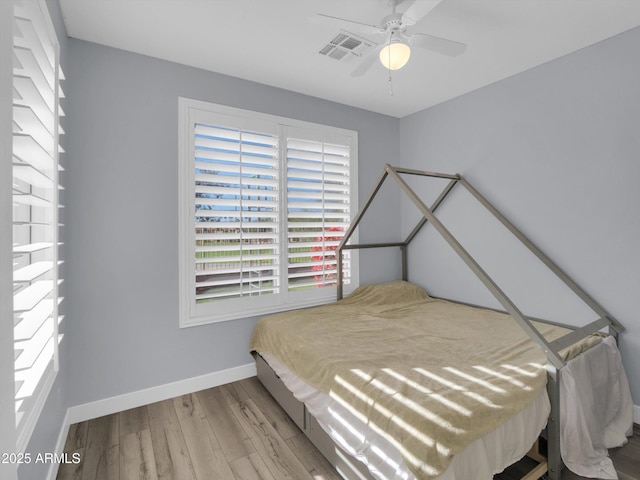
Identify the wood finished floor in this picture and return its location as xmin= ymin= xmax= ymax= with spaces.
xmin=57 ymin=377 xmax=640 ymax=480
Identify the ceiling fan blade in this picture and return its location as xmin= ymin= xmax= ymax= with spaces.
xmin=409 ymin=33 xmax=467 ymax=57
xmin=309 ymin=13 xmax=381 ymax=35
xmin=402 ymin=0 xmax=443 ymax=24
xmin=351 ymin=51 xmax=379 ymax=77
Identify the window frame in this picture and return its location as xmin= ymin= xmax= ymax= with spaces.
xmin=1 ymin=0 xmax=17 ymax=472
xmin=178 ymin=98 xmax=359 ymax=327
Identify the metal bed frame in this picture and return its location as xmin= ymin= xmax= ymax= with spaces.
xmin=336 ymin=164 xmax=625 ymax=480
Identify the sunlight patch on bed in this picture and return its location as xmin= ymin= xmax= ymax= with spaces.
xmin=328 ymin=406 xmax=366 ymax=443
xmin=330 ymin=388 xmax=443 ymax=476
xmin=350 ymin=369 xmax=466 ymax=434
xmin=370 ymin=444 xmax=411 ymax=479
xmin=334 ymin=447 xmax=376 ymax=480
xmin=331 ymin=378 xmax=371 ymax=425
xmin=500 ymin=363 xmax=543 ymax=377
xmin=331 ymin=385 xmax=438 ymax=449
xmin=443 ymin=367 xmax=507 ymax=394
xmin=414 ymin=367 xmax=503 ymax=409
xmin=381 ymin=368 xmax=472 ymax=416
xmin=327 ymin=428 xmax=354 ymax=460
xmin=332 ymin=375 xmax=448 ymax=453
xmin=364 ymin=420 xmax=442 ymax=478
xmin=413 ymin=367 xmax=465 ymax=392
xmin=472 ymin=365 xmax=533 ymax=391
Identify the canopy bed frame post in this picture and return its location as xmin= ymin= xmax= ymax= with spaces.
xmin=401 ymin=245 xmax=408 ymax=280
xmin=547 ymin=365 xmax=563 ymax=480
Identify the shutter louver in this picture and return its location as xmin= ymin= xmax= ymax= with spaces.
xmin=193 ymin=124 xmax=280 ymax=302
xmin=11 ymin=0 xmax=62 ymax=450
xmin=287 ymin=137 xmax=351 ymax=290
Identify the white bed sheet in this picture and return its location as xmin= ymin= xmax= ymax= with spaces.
xmin=259 ymin=336 xmax=633 ymax=480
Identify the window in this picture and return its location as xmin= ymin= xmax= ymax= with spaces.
xmin=179 ymin=99 xmax=358 ymax=326
xmin=9 ymin=0 xmax=64 ymax=452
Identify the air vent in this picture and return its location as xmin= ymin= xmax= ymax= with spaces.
xmin=317 ymin=30 xmax=376 ymax=62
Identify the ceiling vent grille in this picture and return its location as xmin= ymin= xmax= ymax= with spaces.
xmin=318 ymin=30 xmax=376 ymax=61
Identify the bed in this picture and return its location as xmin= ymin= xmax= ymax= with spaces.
xmin=250 ymin=281 xmax=632 ymax=480
xmin=250 ymin=165 xmax=633 ymax=480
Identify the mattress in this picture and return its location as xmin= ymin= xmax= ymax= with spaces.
xmin=250 ymin=281 xmax=633 ymax=480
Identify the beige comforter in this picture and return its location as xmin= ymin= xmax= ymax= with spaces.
xmin=250 ymin=281 xmax=601 ymax=479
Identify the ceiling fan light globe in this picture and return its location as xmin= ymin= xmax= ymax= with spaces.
xmin=379 ymin=41 xmax=411 ymax=70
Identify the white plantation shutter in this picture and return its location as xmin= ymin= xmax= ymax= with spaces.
xmin=192 ymin=117 xmax=280 ymax=314
xmin=286 ymin=135 xmax=352 ymax=290
xmin=11 ymin=0 xmax=63 ymax=452
xmin=179 ymin=100 xmax=357 ymax=326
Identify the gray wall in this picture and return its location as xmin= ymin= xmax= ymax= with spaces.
xmin=18 ymin=1 xmax=70 ymax=479
xmin=63 ymin=39 xmax=401 ymax=407
xmin=399 ymin=27 xmax=640 ymax=405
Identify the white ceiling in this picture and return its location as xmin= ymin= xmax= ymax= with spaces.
xmin=58 ymin=0 xmax=640 ymax=118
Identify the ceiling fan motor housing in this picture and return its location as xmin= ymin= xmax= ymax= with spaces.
xmin=381 ymin=13 xmax=411 ymax=33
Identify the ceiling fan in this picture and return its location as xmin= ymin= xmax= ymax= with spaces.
xmin=310 ymin=0 xmax=466 ymax=77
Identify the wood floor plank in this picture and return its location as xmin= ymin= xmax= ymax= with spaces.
xmin=229 ymin=452 xmax=277 ymax=480
xmin=64 ymin=422 xmax=89 ymax=453
xmin=237 ymin=377 xmax=301 ymax=441
xmin=146 ymin=399 xmax=179 ymax=426
xmin=80 ymin=414 xmax=119 ymax=480
xmin=172 ymin=393 xmax=206 ymax=421
xmin=120 ymin=430 xmax=158 ymax=480
xmin=230 ymin=399 xmax=313 ymax=480
xmin=150 ymin=424 xmax=196 ymax=480
xmin=119 ymin=406 xmax=150 ymax=438
xmin=146 ymin=398 xmax=197 ymax=479
xmin=219 ymin=381 xmax=251 ymax=406
xmin=286 ymin=432 xmax=344 ymax=480
xmin=610 ymin=428 xmax=640 ymax=480
xmin=56 ymin=448 xmax=84 ymax=480
xmin=196 ymin=387 xmax=256 ymax=463
xmin=179 ymin=415 xmax=234 ymax=480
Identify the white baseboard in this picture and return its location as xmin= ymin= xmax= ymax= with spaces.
xmin=66 ymin=362 xmax=256 ymax=425
xmin=635 ymin=404 xmax=640 ymax=425
xmin=47 ymin=409 xmax=72 ymax=480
